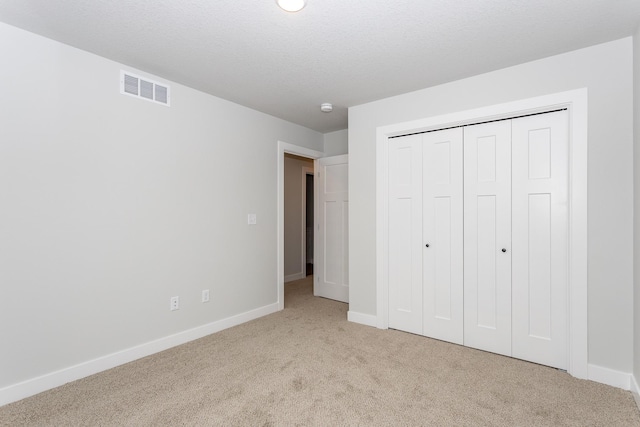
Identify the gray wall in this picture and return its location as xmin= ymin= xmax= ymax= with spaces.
xmin=323 ymin=129 xmax=348 ymax=156
xmin=284 ymin=154 xmax=314 ymax=279
xmin=349 ymin=38 xmax=634 ymax=373
xmin=0 ymin=22 xmax=323 ymax=389
xmin=634 ymin=25 xmax=640 ymax=387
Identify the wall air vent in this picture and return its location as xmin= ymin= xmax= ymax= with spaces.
xmin=120 ymin=70 xmax=170 ymax=106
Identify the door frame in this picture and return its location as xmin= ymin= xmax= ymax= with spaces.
xmin=375 ymin=89 xmax=588 ymax=379
xmin=277 ymin=141 xmax=323 ymax=310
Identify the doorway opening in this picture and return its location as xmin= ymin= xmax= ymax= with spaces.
xmin=305 ymin=171 xmax=314 ymax=276
xmin=277 ymin=141 xmax=323 ymax=310
xmin=283 ymin=153 xmax=314 ymax=284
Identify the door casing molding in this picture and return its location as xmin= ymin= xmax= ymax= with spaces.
xmin=375 ymin=89 xmax=588 ymax=379
xmin=277 ymin=141 xmax=323 ymax=310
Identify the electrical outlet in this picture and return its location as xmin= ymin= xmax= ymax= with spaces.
xmin=202 ymin=289 xmax=210 ymax=303
xmin=170 ymin=296 xmax=179 ymax=311
xmin=247 ymin=213 xmax=257 ymax=225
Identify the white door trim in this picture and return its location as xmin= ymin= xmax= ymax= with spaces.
xmin=277 ymin=141 xmax=323 ymax=310
xmin=375 ymin=88 xmax=588 ymax=379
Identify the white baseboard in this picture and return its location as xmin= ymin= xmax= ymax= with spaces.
xmin=284 ymin=272 xmax=305 ymax=283
xmin=631 ymin=374 xmax=640 ymax=411
xmin=0 ymin=302 xmax=279 ymax=407
xmin=587 ymin=364 xmax=631 ymax=390
xmin=347 ymin=311 xmax=378 ymax=328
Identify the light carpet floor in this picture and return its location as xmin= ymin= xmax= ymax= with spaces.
xmin=1 ymin=275 xmax=639 ymax=426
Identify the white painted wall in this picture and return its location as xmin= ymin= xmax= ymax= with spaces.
xmin=349 ymin=38 xmax=634 ymax=373
xmin=284 ymin=154 xmax=313 ymax=280
xmin=0 ymin=22 xmax=323 ymax=391
xmin=323 ymin=129 xmax=348 ymax=156
xmin=634 ymin=26 xmax=640 ymax=388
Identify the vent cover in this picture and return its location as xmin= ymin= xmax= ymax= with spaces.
xmin=120 ymin=70 xmax=170 ymax=106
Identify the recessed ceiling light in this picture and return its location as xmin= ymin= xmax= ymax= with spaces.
xmin=276 ymin=0 xmax=307 ymax=13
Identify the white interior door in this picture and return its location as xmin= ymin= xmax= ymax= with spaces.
xmin=511 ymin=111 xmax=569 ymax=369
xmin=463 ymin=121 xmax=512 ymax=356
xmin=422 ymin=128 xmax=464 ymax=344
xmin=388 ymin=135 xmax=423 ymax=334
xmin=315 ymin=155 xmax=349 ymax=303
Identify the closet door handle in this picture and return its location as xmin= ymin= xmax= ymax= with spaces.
xmin=425 ymin=244 xmax=430 ymax=248
xmin=501 ymin=248 xmax=507 ymax=253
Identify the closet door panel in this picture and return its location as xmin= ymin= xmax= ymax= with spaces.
xmin=422 ymin=128 xmax=463 ymax=344
xmin=512 ymin=110 xmax=568 ymax=369
xmin=463 ymin=121 xmax=512 ymax=356
xmin=388 ymin=135 xmax=423 ymax=335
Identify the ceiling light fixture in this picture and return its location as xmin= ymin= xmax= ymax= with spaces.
xmin=276 ymin=0 xmax=307 ymax=13
xmin=320 ymin=103 xmax=333 ymax=113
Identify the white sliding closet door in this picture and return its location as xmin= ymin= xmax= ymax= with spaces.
xmin=422 ymin=128 xmax=464 ymax=344
xmin=388 ymin=135 xmax=423 ymax=335
xmin=463 ymin=121 xmax=512 ymax=357
xmin=511 ymin=111 xmax=568 ymax=369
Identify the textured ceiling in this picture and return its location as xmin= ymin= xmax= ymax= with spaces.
xmin=1 ymin=1 xmax=639 ymax=133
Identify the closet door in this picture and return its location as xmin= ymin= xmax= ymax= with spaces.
xmin=511 ymin=111 xmax=568 ymax=369
xmin=388 ymin=135 xmax=423 ymax=335
xmin=463 ymin=121 xmax=512 ymax=356
xmin=422 ymin=128 xmax=464 ymax=344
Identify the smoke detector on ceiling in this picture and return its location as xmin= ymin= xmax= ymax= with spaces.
xmin=276 ymin=0 xmax=306 ymax=12
xmin=320 ymin=103 xmax=333 ymax=113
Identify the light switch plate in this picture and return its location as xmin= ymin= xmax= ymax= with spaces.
xmin=247 ymin=214 xmax=257 ymax=225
